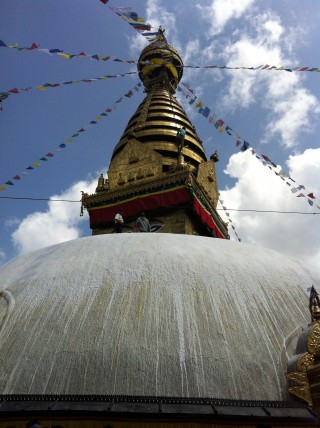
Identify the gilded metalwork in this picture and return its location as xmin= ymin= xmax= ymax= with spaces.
xmin=113 ymin=87 xmax=206 ymax=165
xmin=81 ymin=28 xmax=228 ymax=239
xmin=197 ymin=159 xmax=219 ymax=208
xmin=107 ymin=139 xmax=163 ymax=190
xmin=288 ymin=383 xmax=312 ymax=407
xmin=308 ymin=321 xmax=320 ymax=355
xmin=110 ymin=32 xmax=206 ymax=168
xmin=297 ymin=352 xmax=315 ymax=373
xmin=287 ymin=367 xmax=313 ymax=407
xmin=286 ymin=288 xmax=320 ymax=408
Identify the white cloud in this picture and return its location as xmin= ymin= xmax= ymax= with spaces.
xmin=197 ymin=0 xmax=255 ymax=37
xmin=218 ymin=12 xmax=320 ymax=148
xmin=263 ymin=18 xmax=284 ymax=42
xmin=4 ymin=217 xmax=20 ymax=228
xmin=264 ymin=85 xmax=320 ymax=148
xmin=220 ymin=148 xmax=320 ymax=267
xmin=11 ymin=178 xmax=97 ymax=256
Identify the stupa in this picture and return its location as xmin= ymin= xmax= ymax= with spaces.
xmin=0 ymin=28 xmax=319 ymax=427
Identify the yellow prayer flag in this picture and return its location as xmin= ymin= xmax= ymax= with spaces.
xmin=66 ymin=139 xmax=73 ymax=142
xmin=137 ymin=18 xmax=144 ymax=23
xmin=57 ymin=53 xmax=72 ymax=60
xmin=195 ymin=101 xmax=204 ymax=108
xmin=0 ymin=185 xmax=6 ymax=191
xmin=96 ymin=116 xmax=102 ymax=120
xmin=36 ymin=86 xmax=46 ymax=90
xmin=219 ymin=127 xmax=225 ymax=133
xmin=276 ymin=66 xmax=284 ymax=70
xmin=32 ymin=162 xmax=40 ymax=167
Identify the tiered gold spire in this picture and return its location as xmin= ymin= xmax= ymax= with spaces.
xmin=111 ymin=28 xmax=206 ymax=173
xmin=81 ymin=28 xmax=229 ymax=239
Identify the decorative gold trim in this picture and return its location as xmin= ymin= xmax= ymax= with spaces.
xmin=287 ymin=309 xmax=320 ymax=408
xmin=308 ymin=322 xmax=320 ymax=355
xmin=297 ymin=352 xmax=315 ymax=373
xmin=288 ymin=384 xmax=312 ymax=407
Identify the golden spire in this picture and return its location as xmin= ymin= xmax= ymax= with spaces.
xmin=81 ymin=28 xmax=228 ymax=239
xmin=110 ymin=27 xmax=207 ymax=173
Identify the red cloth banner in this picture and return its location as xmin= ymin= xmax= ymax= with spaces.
xmin=88 ymin=185 xmax=226 ymax=239
xmin=192 ymin=196 xmax=225 ymax=239
xmin=88 ymin=187 xmax=190 ymax=226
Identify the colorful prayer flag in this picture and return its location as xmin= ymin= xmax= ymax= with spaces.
xmin=195 ymin=101 xmax=204 ymax=108
xmin=240 ymin=141 xmax=250 ymax=152
xmin=202 ymin=106 xmax=210 ymax=118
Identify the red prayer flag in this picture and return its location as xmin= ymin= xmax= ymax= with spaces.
xmin=262 ymin=155 xmax=270 ymax=161
xmin=78 ymin=128 xmax=85 ymax=132
xmin=26 ymin=43 xmax=39 ymax=50
xmin=296 ymin=193 xmax=305 ymax=197
xmin=8 ymin=88 xmax=19 ymax=94
xmin=307 ymin=192 xmax=316 ymax=199
xmin=100 ymin=0 xmax=108 ymax=3
xmin=236 ymin=140 xmax=241 ymax=147
xmin=13 ymin=175 xmax=21 ymax=180
xmin=46 ymin=153 xmax=54 ymax=157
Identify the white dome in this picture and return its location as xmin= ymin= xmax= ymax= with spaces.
xmin=0 ymin=234 xmax=317 ymax=399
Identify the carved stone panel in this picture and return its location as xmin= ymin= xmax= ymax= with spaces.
xmin=107 ymin=139 xmax=163 ymax=190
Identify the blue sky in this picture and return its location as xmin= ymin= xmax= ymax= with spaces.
xmin=1 ymin=0 xmax=319 ymax=266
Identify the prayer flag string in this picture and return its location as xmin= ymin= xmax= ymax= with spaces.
xmin=177 ymin=83 xmax=320 ymax=211
xmin=102 ymin=3 xmax=319 ymax=211
xmin=0 ymin=83 xmax=142 ymax=191
xmin=1 ymin=40 xmax=319 ymax=73
xmin=218 ymin=195 xmax=241 ymax=242
xmin=0 ymin=71 xmax=137 ymax=102
xmin=0 ymin=39 xmax=138 ymax=64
